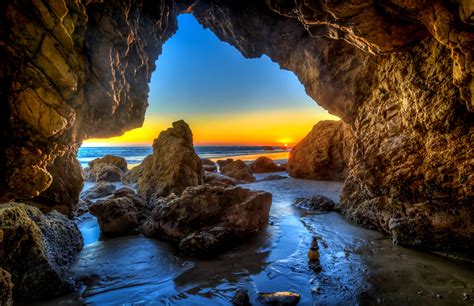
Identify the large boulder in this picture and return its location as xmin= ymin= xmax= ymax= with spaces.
xmin=288 ymin=120 xmax=352 ymax=181
xmin=143 ymin=185 xmax=272 ymax=256
xmin=220 ymin=160 xmax=256 ymax=183
xmin=292 ymin=195 xmax=336 ymax=212
xmin=201 ymin=158 xmax=217 ymax=172
xmin=0 ymin=268 xmax=13 ymax=306
xmin=249 ymin=156 xmax=285 ymax=173
xmin=0 ymin=203 xmax=83 ymax=301
xmin=89 ymin=190 xmax=150 ymax=237
xmin=137 ymin=120 xmax=204 ymax=199
xmin=86 ymin=155 xmax=127 ymax=182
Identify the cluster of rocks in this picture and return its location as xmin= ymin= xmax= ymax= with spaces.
xmin=86 ymin=121 xmax=273 ymax=257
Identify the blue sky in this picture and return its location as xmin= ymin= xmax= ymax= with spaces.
xmin=85 ymin=14 xmax=337 ymax=146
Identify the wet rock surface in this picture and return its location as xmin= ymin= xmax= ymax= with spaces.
xmin=288 ymin=120 xmax=352 ymax=181
xmin=90 ymin=190 xmax=149 ymax=237
xmin=293 ymin=195 xmax=336 ymax=212
xmin=80 ymin=182 xmax=116 ymax=200
xmin=250 ymin=156 xmax=286 ymax=173
xmin=0 ymin=203 xmax=83 ymax=301
xmin=259 ymin=174 xmax=288 ymax=182
xmin=257 ymin=291 xmax=301 ymax=305
xmin=143 ymin=185 xmax=272 ymax=256
xmin=137 ymin=120 xmax=203 ymax=200
xmin=204 ymin=171 xmax=238 ymax=187
xmin=201 ymin=158 xmax=217 ymax=172
xmin=220 ymin=160 xmax=256 ymax=183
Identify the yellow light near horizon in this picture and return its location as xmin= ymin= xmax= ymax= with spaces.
xmin=82 ymin=109 xmax=339 ymax=147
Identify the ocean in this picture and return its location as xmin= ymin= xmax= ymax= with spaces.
xmin=78 ymin=146 xmax=289 ymax=168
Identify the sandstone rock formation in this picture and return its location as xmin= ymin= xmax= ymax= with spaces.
xmin=137 ymin=120 xmax=204 ymax=200
xmin=201 ymin=158 xmax=218 ymax=172
xmin=0 ymin=203 xmax=83 ymax=300
xmin=86 ymin=155 xmax=128 ymax=182
xmin=31 ymin=146 xmax=84 ymax=216
xmin=216 ymin=158 xmax=234 ymax=168
xmin=1 ymin=0 xmax=178 ymax=201
xmin=90 ymin=190 xmax=149 ymax=237
xmin=122 ymin=156 xmax=150 ymax=185
xmin=204 ymin=171 xmax=238 ymax=187
xmin=220 ymin=160 xmax=256 ymax=183
xmin=143 ymin=185 xmax=272 ymax=256
xmin=2 ymin=0 xmax=473 ymax=251
xmin=249 ymin=156 xmax=286 ymax=173
xmin=80 ymin=182 xmax=116 ymax=200
xmin=0 ymin=268 xmax=13 ymax=306
xmin=293 ymin=196 xmax=336 ymax=212
xmin=288 ymin=121 xmax=352 ymax=181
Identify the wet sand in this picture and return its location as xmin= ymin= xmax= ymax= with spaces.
xmin=38 ymin=172 xmax=473 ymax=305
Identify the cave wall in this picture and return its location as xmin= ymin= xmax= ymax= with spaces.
xmin=1 ymin=0 xmax=473 ymax=248
xmin=189 ymin=0 xmax=474 ymax=249
xmin=1 ymin=0 xmax=178 ymax=214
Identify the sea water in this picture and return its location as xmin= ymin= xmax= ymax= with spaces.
xmin=78 ymin=146 xmax=288 ymax=168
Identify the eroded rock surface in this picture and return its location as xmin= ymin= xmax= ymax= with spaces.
xmin=90 ymin=190 xmax=149 ymax=237
xmin=204 ymin=171 xmax=238 ymax=187
xmin=0 ymin=268 xmax=13 ymax=306
xmin=288 ymin=121 xmax=352 ymax=181
xmin=143 ymin=185 xmax=272 ymax=256
xmin=220 ymin=160 xmax=256 ymax=183
xmin=80 ymin=182 xmax=116 ymax=200
xmin=0 ymin=203 xmax=83 ymax=300
xmin=86 ymin=155 xmax=128 ymax=182
xmin=137 ymin=120 xmax=204 ymax=200
xmin=249 ymin=156 xmax=286 ymax=173
xmin=1 ymin=0 xmax=473 ymax=251
xmin=293 ymin=195 xmax=336 ymax=212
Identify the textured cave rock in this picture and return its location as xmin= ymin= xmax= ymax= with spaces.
xmin=288 ymin=120 xmax=352 ymax=181
xmin=1 ymin=0 xmax=178 ymax=201
xmin=0 ymin=268 xmax=13 ymax=306
xmin=190 ymin=0 xmax=473 ymax=249
xmin=0 ymin=0 xmax=472 ymax=251
xmin=0 ymin=203 xmax=83 ymax=300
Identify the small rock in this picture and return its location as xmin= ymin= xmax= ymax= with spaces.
xmin=249 ymin=156 xmax=286 ymax=173
xmin=80 ymin=182 xmax=116 ymax=200
xmin=232 ymin=289 xmax=251 ymax=306
xmin=220 ymin=160 xmax=256 ymax=183
xmin=292 ymin=195 xmax=336 ymax=212
xmin=216 ymin=158 xmax=234 ymax=168
xmin=204 ymin=171 xmax=237 ymax=187
xmin=259 ymin=175 xmax=288 ymax=181
xmin=257 ymin=292 xmax=301 ymax=305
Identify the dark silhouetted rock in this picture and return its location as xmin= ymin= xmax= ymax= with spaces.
xmin=220 ymin=160 xmax=256 ymax=183
xmin=89 ymin=192 xmax=149 ymax=237
xmin=232 ymin=289 xmax=251 ymax=306
xmin=250 ymin=156 xmax=286 ymax=173
xmin=143 ymin=185 xmax=272 ymax=256
xmin=0 ymin=203 xmax=83 ymax=300
xmin=137 ymin=120 xmax=203 ymax=200
xmin=293 ymin=195 xmax=336 ymax=212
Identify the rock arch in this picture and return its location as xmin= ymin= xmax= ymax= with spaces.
xmin=1 ymin=0 xmax=473 ymax=248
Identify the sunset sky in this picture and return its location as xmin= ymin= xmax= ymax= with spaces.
xmin=83 ymin=14 xmax=338 ymax=147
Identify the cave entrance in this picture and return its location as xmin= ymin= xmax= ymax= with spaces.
xmin=81 ymin=14 xmax=338 ymax=164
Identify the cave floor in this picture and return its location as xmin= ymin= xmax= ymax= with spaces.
xmin=37 ymin=173 xmax=473 ymax=305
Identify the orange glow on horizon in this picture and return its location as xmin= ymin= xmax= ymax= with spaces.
xmin=82 ymin=109 xmax=339 ymax=147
